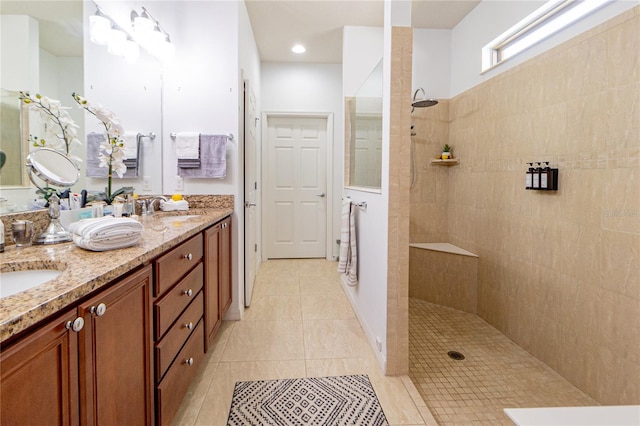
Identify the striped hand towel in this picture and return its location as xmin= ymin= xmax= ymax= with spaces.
xmin=338 ymin=199 xmax=358 ymax=286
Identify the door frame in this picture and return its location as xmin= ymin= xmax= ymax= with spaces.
xmin=261 ymin=112 xmax=334 ymax=261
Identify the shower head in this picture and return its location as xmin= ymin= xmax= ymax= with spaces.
xmin=412 ymin=98 xmax=439 ymax=108
xmin=411 ymin=88 xmax=438 ymax=111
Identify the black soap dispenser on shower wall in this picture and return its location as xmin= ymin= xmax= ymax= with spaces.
xmin=526 ymin=163 xmax=534 ymax=189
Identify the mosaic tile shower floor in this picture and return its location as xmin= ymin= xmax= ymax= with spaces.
xmin=409 ymin=298 xmax=597 ymax=425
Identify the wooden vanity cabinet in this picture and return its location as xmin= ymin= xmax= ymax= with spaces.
xmin=0 ymin=265 xmax=153 ymax=426
xmin=219 ymin=216 xmax=232 ymax=320
xmin=204 ymin=216 xmax=232 ymax=351
xmin=153 ymin=233 xmax=205 ymax=426
xmin=78 ymin=265 xmax=154 ymax=426
xmin=0 ymin=309 xmax=80 ymax=426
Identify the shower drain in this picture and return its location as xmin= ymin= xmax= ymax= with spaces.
xmin=447 ymin=351 xmax=465 ymax=360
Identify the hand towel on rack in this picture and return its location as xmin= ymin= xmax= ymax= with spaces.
xmin=338 ymin=199 xmax=358 ymax=286
xmin=178 ymin=134 xmax=227 ymax=178
xmin=86 ymin=132 xmax=138 ymax=179
xmin=122 ymin=132 xmax=140 ymax=176
xmin=176 ymin=132 xmax=200 ymax=169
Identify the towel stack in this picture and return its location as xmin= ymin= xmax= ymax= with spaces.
xmin=70 ymin=216 xmax=143 ymax=252
xmin=176 ymin=132 xmax=201 ymax=168
xmin=122 ymin=132 xmax=140 ymax=176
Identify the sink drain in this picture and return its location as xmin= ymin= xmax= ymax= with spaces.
xmin=447 ymin=351 xmax=465 ymax=360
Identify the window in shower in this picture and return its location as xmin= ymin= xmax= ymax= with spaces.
xmin=481 ymin=0 xmax=609 ymax=72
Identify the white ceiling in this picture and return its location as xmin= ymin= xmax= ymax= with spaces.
xmin=0 ymin=0 xmax=480 ymax=62
xmin=246 ymin=0 xmax=481 ymax=63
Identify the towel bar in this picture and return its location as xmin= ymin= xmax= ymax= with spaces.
xmin=342 ymin=197 xmax=367 ymax=210
xmin=170 ymin=132 xmax=234 ymax=141
xmin=352 ymin=201 xmax=367 ymax=209
xmin=138 ymin=132 xmax=156 ymax=140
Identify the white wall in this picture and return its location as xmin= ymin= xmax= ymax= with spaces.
xmin=412 ymin=29 xmax=451 ymax=99
xmin=342 ymin=25 xmax=389 ymax=370
xmin=261 ymin=62 xmax=343 ymax=259
xmin=450 ymin=0 xmax=638 ymax=96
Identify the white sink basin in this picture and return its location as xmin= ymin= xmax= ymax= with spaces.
xmin=158 ymin=214 xmax=200 ymax=223
xmin=1 ymin=269 xmax=63 ymax=299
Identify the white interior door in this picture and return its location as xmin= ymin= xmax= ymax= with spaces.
xmin=244 ymin=80 xmax=258 ymax=307
xmin=266 ymin=116 xmax=327 ymax=258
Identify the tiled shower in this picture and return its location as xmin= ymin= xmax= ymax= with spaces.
xmin=408 ymin=6 xmax=639 ymax=407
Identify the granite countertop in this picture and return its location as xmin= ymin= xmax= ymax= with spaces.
xmin=0 ymin=208 xmax=232 ymax=343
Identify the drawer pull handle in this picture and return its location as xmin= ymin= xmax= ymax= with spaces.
xmin=185 ymin=357 xmax=194 ymax=366
xmin=182 ymin=289 xmax=193 ymax=297
xmin=185 ymin=322 xmax=194 ymax=330
xmin=182 ymin=253 xmax=193 ymax=261
xmin=90 ymin=303 xmax=107 ymax=317
xmin=65 ymin=317 xmax=85 ymax=333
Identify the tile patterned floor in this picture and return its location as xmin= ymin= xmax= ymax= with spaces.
xmin=409 ymin=298 xmax=598 ymax=425
xmin=172 ymin=259 xmax=434 ymax=425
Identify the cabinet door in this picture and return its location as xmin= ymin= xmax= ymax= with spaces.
xmin=204 ymin=223 xmax=221 ymax=351
xmin=78 ymin=265 xmax=153 ymax=426
xmin=219 ymin=217 xmax=232 ymax=318
xmin=0 ymin=309 xmax=80 ymax=426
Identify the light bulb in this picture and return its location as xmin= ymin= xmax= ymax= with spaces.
xmin=89 ymin=14 xmax=111 ymax=45
xmin=107 ymin=28 xmax=127 ymax=56
xmin=291 ymin=44 xmax=306 ymax=54
xmin=133 ymin=13 xmax=154 ymax=41
xmin=122 ymin=38 xmax=140 ymax=63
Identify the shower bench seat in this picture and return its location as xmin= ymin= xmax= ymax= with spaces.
xmin=409 ymin=243 xmax=479 ymax=314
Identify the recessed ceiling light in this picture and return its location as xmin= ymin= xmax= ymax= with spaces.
xmin=291 ymin=44 xmax=306 ymax=54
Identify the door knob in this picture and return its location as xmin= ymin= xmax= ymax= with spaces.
xmin=244 ymin=201 xmax=256 ymax=207
xmin=316 ymin=193 xmax=325 ymax=198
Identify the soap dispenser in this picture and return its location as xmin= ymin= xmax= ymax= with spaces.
xmin=540 ymin=162 xmax=550 ymax=190
xmin=532 ymin=162 xmax=542 ymax=189
xmin=526 ymin=163 xmax=534 ymax=189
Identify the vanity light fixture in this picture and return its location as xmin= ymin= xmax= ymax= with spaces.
xmin=106 ymin=26 xmax=127 ymax=56
xmin=89 ymin=8 xmax=110 ymax=46
xmin=131 ymin=7 xmax=154 ymax=42
xmin=291 ymin=44 xmax=306 ymax=54
xmin=122 ymin=37 xmax=140 ymax=63
xmin=89 ymin=2 xmax=175 ymax=65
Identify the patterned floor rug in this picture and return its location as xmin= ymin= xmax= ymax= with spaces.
xmin=227 ymin=374 xmax=389 ymax=425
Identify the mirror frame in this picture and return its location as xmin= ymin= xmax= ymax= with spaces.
xmin=26 ymin=148 xmax=80 ymax=189
xmin=0 ymin=90 xmax=31 ymax=189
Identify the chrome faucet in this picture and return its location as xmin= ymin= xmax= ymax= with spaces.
xmin=138 ymin=196 xmax=168 ymax=216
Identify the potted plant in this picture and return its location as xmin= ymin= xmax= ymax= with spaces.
xmin=441 ymin=144 xmax=452 ymax=160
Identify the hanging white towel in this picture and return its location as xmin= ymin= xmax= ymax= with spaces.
xmin=176 ymin=132 xmax=200 ymax=160
xmin=338 ymin=199 xmax=358 ymax=286
xmin=122 ymin=132 xmax=139 ymax=159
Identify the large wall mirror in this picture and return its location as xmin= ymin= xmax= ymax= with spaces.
xmin=345 ymin=59 xmax=383 ymax=190
xmin=0 ymin=1 xmax=84 ymax=213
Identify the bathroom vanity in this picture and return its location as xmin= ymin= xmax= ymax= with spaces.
xmin=0 ymin=208 xmax=232 ymax=426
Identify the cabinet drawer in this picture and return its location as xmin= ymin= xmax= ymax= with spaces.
xmin=155 ymin=291 xmax=203 ymax=380
xmin=154 ymin=263 xmax=203 ymax=339
xmin=155 ymin=233 xmax=203 ymax=297
xmin=156 ymin=320 xmax=205 ymax=426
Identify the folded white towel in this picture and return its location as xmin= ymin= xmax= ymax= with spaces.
xmin=159 ymin=199 xmax=189 ymax=211
xmin=122 ymin=132 xmax=138 ymax=159
xmin=70 ymin=216 xmax=143 ymax=240
xmin=73 ymin=233 xmax=141 ymax=251
xmin=176 ymin=132 xmax=200 ymax=160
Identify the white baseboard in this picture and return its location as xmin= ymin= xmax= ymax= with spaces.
xmin=340 ymin=275 xmax=387 ymax=374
